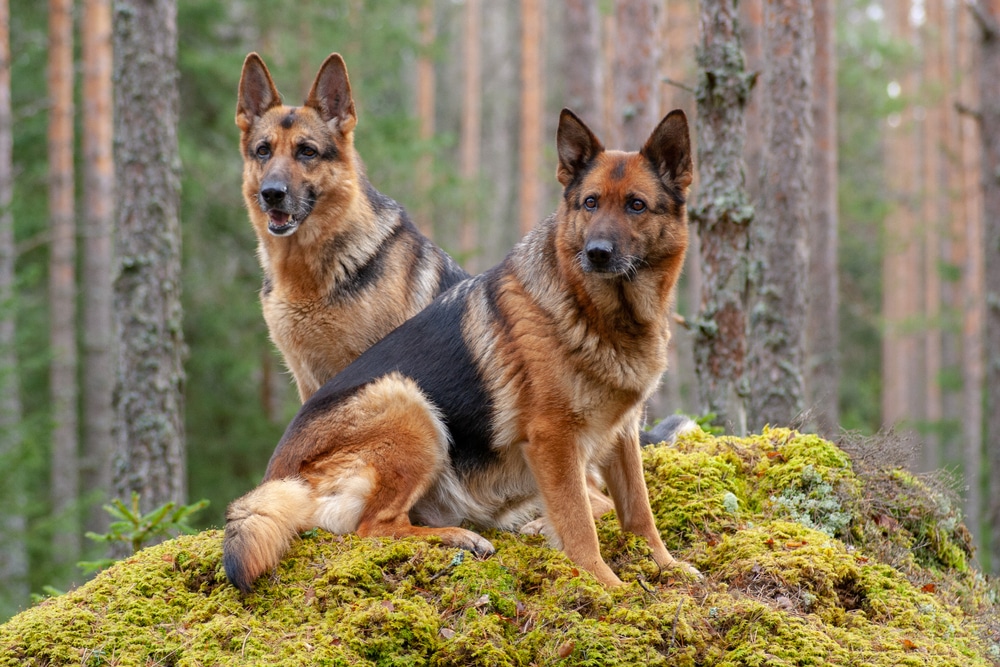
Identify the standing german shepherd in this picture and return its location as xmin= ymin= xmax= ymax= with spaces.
xmin=237 ymin=52 xmax=467 ymax=402
xmin=224 ymin=106 xmax=698 ymax=591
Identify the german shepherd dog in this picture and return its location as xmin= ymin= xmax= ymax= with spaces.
xmin=237 ymin=52 xmax=467 ymax=402
xmin=224 ymin=107 xmax=698 ymax=592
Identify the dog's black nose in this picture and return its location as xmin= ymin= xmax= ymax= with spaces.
xmin=585 ymin=239 xmax=614 ymax=268
xmin=260 ymin=185 xmax=287 ymax=207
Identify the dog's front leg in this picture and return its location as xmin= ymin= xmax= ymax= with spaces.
xmin=523 ymin=421 xmax=622 ymax=586
xmin=602 ymin=424 xmax=701 ymax=578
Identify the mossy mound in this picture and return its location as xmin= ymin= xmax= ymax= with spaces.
xmin=2 ymin=428 xmax=998 ymax=666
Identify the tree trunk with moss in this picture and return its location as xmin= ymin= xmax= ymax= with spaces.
xmin=690 ymin=0 xmax=754 ymax=436
xmin=972 ymin=0 xmax=1000 ymax=574
xmin=112 ymin=0 xmax=186 ymax=535
xmin=746 ymin=0 xmax=813 ymax=432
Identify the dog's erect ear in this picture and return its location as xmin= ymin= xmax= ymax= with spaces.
xmin=556 ymin=109 xmax=605 ymax=187
xmin=306 ymin=53 xmax=357 ymax=135
xmin=640 ymin=110 xmax=693 ymax=193
xmin=236 ymin=53 xmax=282 ymax=133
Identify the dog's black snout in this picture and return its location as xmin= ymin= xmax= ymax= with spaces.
xmin=585 ymin=239 xmax=614 ymax=268
xmin=260 ymin=183 xmax=288 ymax=208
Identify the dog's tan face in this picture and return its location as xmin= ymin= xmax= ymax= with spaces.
xmin=555 ymin=109 xmax=692 ymax=284
xmin=236 ymin=53 xmax=358 ymax=238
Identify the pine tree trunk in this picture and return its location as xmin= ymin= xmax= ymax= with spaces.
xmin=0 ymin=0 xmax=28 ymax=611
xmin=414 ymin=0 xmax=435 ymax=239
xmin=459 ymin=0 xmax=481 ymax=271
xmin=805 ymin=0 xmax=839 ymax=437
xmin=691 ymin=0 xmax=753 ymax=436
xmin=518 ymin=0 xmax=543 ymax=235
xmin=81 ymin=0 xmax=115 ymax=536
xmin=480 ymin=1 xmax=519 ymax=266
xmin=881 ymin=0 xmax=922 ymax=440
xmin=613 ymin=0 xmax=662 ymax=149
xmin=48 ymin=0 xmax=80 ymax=566
xmin=746 ymin=0 xmax=813 ymax=432
xmin=972 ymin=0 xmax=1000 ymax=573
xmin=958 ymin=2 xmax=985 ymax=555
xmin=563 ymin=0 xmax=602 ymax=135
xmin=112 ymin=0 xmax=186 ymax=532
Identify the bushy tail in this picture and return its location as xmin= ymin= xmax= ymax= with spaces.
xmin=222 ymin=477 xmax=316 ymax=593
xmin=640 ymin=414 xmax=699 ymax=447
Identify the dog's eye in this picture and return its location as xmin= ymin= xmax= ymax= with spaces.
xmin=299 ymin=146 xmax=318 ymax=159
xmin=255 ymin=144 xmax=271 ymax=159
xmin=628 ymin=198 xmax=646 ymax=213
xmin=584 ymin=196 xmax=598 ymax=210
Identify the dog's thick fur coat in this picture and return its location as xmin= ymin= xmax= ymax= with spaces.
xmin=224 ymin=107 xmax=698 ymax=591
xmin=237 ymin=52 xmax=466 ymax=401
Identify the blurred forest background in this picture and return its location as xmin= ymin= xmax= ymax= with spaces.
xmin=1 ymin=0 xmax=998 ymax=619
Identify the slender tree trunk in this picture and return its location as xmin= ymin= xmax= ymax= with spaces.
xmin=0 ymin=0 xmax=28 ymax=611
xmin=48 ymin=0 xmax=80 ymax=566
xmin=518 ymin=0 xmax=543 ymax=235
xmin=919 ymin=4 xmax=944 ymax=471
xmin=805 ymin=0 xmax=839 ymax=437
xmin=746 ymin=0 xmax=814 ymax=432
xmin=480 ymin=1 xmax=519 ymax=266
xmin=81 ymin=0 xmax=115 ymax=536
xmin=971 ymin=0 xmax=1000 ymax=573
xmin=459 ymin=0 xmax=481 ymax=271
xmin=564 ymin=0 xmax=602 ymax=134
xmin=112 ymin=0 xmax=186 ymax=530
xmin=691 ymin=0 xmax=753 ymax=436
xmin=613 ymin=0 xmax=662 ymax=148
xmin=957 ymin=2 xmax=984 ymax=555
xmin=881 ymin=0 xmax=922 ymax=438
xmin=414 ymin=0 xmax=435 ymax=239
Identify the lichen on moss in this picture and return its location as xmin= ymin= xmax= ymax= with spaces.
xmin=2 ymin=429 xmax=997 ymax=666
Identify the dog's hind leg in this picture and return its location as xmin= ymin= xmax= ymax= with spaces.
xmin=312 ymin=373 xmax=494 ymax=556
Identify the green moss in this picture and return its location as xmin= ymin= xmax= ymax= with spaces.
xmin=2 ymin=430 xmax=997 ymax=666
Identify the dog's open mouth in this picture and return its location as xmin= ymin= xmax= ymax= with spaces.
xmin=267 ymin=210 xmax=299 ymax=236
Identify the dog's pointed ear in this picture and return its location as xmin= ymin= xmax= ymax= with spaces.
xmin=306 ymin=53 xmax=357 ymax=135
xmin=236 ymin=53 xmax=282 ymax=133
xmin=640 ymin=109 xmax=693 ymax=193
xmin=556 ymin=109 xmax=604 ymax=187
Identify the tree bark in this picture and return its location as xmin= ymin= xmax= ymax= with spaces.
xmin=972 ymin=0 xmax=1000 ymax=573
xmin=81 ymin=0 xmax=116 ymax=536
xmin=112 ymin=0 xmax=186 ymax=527
xmin=48 ymin=0 xmax=80 ymax=566
xmin=563 ymin=0 xmax=602 ymax=135
xmin=518 ymin=0 xmax=543 ymax=235
xmin=414 ymin=0 xmax=435 ymax=239
xmin=691 ymin=0 xmax=753 ymax=436
xmin=480 ymin=1 xmax=519 ymax=266
xmin=459 ymin=0 xmax=481 ymax=271
xmin=746 ymin=0 xmax=814 ymax=432
xmin=0 ymin=0 xmax=28 ymax=610
xmin=613 ymin=0 xmax=662 ymax=149
xmin=805 ymin=0 xmax=839 ymax=437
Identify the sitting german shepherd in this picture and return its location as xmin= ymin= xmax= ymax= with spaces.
xmin=237 ymin=52 xmax=466 ymax=402
xmin=224 ymin=107 xmax=699 ymax=591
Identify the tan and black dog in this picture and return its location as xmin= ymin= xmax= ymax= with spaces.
xmin=237 ymin=52 xmax=467 ymax=402
xmin=224 ymin=107 xmax=699 ymax=592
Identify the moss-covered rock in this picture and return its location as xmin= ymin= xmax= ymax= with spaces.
xmin=2 ymin=428 xmax=997 ymax=666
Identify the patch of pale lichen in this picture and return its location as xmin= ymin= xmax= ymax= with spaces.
xmin=1 ymin=429 xmax=997 ymax=666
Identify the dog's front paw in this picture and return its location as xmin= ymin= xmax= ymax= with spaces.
xmin=519 ymin=517 xmax=548 ymax=536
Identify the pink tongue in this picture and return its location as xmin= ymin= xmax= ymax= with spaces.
xmin=269 ymin=211 xmax=290 ymax=226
